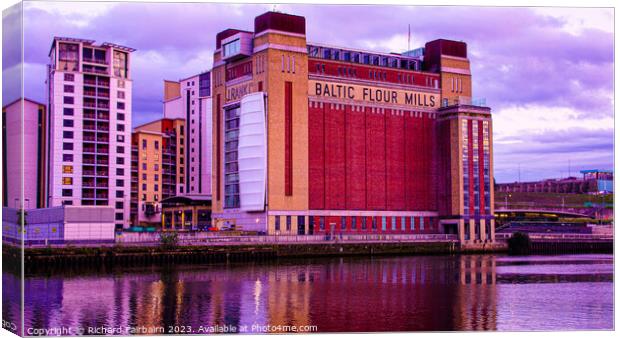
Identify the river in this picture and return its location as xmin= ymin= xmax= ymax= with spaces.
xmin=2 ymin=254 xmax=613 ymax=334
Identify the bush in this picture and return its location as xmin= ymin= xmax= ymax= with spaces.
xmin=159 ymin=232 xmax=179 ymax=248
xmin=507 ymin=232 xmax=531 ymax=255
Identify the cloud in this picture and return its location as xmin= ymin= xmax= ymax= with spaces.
xmin=17 ymin=3 xmax=613 ymax=182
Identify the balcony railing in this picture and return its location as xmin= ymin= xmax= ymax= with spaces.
xmin=83 ymin=57 xmax=108 ymax=65
xmin=97 ymin=81 xmax=109 ymax=87
xmin=83 ymin=158 xmax=95 ymax=164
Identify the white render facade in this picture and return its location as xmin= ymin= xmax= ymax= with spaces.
xmin=47 ymin=37 xmax=134 ymax=229
xmin=165 ymin=70 xmax=212 ymax=197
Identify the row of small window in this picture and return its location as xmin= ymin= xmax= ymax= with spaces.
xmin=139 ymin=194 xmax=160 ymax=202
xmin=63 ymin=73 xmax=125 ymax=88
xmin=63 ymin=189 xmax=126 ymax=198
xmin=275 ymin=216 xmax=428 ymax=231
xmin=62 ymin=177 xmax=126 ymax=187
xmin=64 ymin=84 xmax=125 ymax=99
xmin=308 ymin=46 xmax=420 ymax=71
xmin=141 ymin=139 xmax=160 ymax=150
xmin=62 ymin=96 xmax=125 ymax=109
xmin=140 ymin=183 xmax=160 ymax=191
xmin=63 ymin=119 xmax=125 ymax=131
xmin=64 ymin=108 xmax=125 ymax=121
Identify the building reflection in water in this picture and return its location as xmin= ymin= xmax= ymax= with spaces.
xmin=452 ymin=255 xmax=497 ymax=331
xmin=13 ymin=255 xmax=501 ymax=333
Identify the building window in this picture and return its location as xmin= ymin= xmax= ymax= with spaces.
xmin=142 ymin=173 xmax=147 ymax=180
xmin=286 ymin=216 xmax=291 ymax=231
xmin=116 ymin=146 xmax=124 ymax=153
xmin=63 ymin=119 xmax=74 ymax=127
xmin=117 ymin=113 xmax=125 ymax=121
xmin=117 ymin=91 xmax=125 ymax=99
xmin=63 ymin=96 xmax=74 ymax=104
xmin=141 ymin=194 xmax=146 ymax=201
xmin=117 ymin=102 xmax=125 ymax=110
xmin=275 ymin=216 xmax=280 ymax=231
xmin=63 ymin=108 xmax=74 ymax=116
xmin=381 ymin=216 xmax=386 ymax=231
xmin=142 ymin=163 xmax=147 ymax=170
xmin=63 ymin=154 xmax=73 ymax=162
xmin=154 ymin=164 xmax=159 ymax=171
xmin=62 ymin=165 xmax=73 ymax=173
xmin=62 ymin=189 xmax=73 ymax=197
xmin=142 ymin=183 xmax=147 ymax=190
xmin=63 ymin=143 xmax=73 ymax=150
xmin=62 ymin=177 xmax=72 ymax=185
xmin=116 ymin=179 xmax=123 ymax=187
xmin=372 ymin=217 xmax=377 ymax=230
xmin=118 ymin=80 xmax=125 ymax=88
xmin=361 ymin=217 xmax=367 ymax=230
xmin=117 ymin=135 xmax=125 ymax=142
xmin=115 ymin=201 xmax=123 ymax=209
xmin=115 ymin=213 xmax=123 ymax=221
xmin=116 ymin=157 xmax=124 ymax=165
xmin=64 ymin=73 xmax=74 ymax=81
xmin=64 ymin=85 xmax=74 ymax=93
xmin=351 ymin=217 xmax=357 ymax=230
xmin=341 ymin=216 xmax=346 ymax=230
xmin=154 ymin=140 xmax=159 ymax=150
xmin=63 ymin=131 xmax=73 ymax=139
xmin=116 ymin=191 xmax=124 ymax=198
xmin=319 ymin=216 xmax=325 ymax=230
xmin=154 ymin=174 xmax=159 ymax=181
xmin=117 ymin=124 xmax=125 ymax=132
xmin=392 ymin=217 xmax=396 ymax=230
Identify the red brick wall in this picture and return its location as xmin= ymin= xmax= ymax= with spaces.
xmin=308 ymin=102 xmax=436 ymax=212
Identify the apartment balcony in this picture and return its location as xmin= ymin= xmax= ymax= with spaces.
xmin=96 ymin=135 xmax=109 ymax=142
xmin=97 ymin=102 xmax=109 ymax=109
xmin=97 ymin=146 xmax=109 ymax=154
xmin=97 ymin=170 xmax=109 ymax=176
xmin=84 ymin=90 xmax=97 ymax=97
xmin=82 ymin=192 xmax=95 ymax=199
xmin=95 ymin=193 xmax=108 ymax=199
xmin=83 ymin=67 xmax=108 ymax=75
xmin=83 ymin=101 xmax=96 ymax=108
xmin=83 ymin=157 xmax=96 ymax=164
xmin=97 ymin=112 xmax=110 ymax=119
xmin=96 ymin=123 xmax=109 ymax=131
xmin=131 ymin=155 xmax=138 ymax=162
xmin=84 ymin=79 xmax=97 ymax=86
xmin=83 ymin=135 xmax=96 ymax=141
xmin=83 ymin=124 xmax=96 ymax=131
xmin=83 ymin=181 xmax=95 ymax=188
xmin=83 ymin=111 xmax=96 ymax=120
xmin=97 ymin=90 xmax=110 ymax=98
xmin=97 ymin=81 xmax=110 ymax=88
xmin=97 ymin=159 xmax=108 ymax=165
xmin=83 ymin=146 xmax=96 ymax=154
xmin=83 ymin=57 xmax=108 ymax=65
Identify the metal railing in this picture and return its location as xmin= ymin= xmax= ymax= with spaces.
xmin=116 ymin=233 xmax=458 ymax=245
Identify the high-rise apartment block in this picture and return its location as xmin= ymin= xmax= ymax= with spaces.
xmin=130 ymin=118 xmax=185 ymax=226
xmin=47 ymin=37 xmax=134 ymax=229
xmin=2 ymin=98 xmax=47 ymax=209
xmin=163 ymin=71 xmax=212 ymax=196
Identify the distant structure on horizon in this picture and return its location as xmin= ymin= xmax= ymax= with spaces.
xmin=496 ymin=169 xmax=613 ymax=195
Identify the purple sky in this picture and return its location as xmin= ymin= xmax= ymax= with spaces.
xmin=3 ymin=2 xmax=614 ymax=183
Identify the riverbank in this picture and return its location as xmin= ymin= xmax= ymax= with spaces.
xmin=4 ymin=233 xmax=612 ymax=270
xmin=6 ymin=240 xmax=508 ymax=268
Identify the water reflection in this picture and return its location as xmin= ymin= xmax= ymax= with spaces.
xmin=2 ymin=254 xmax=612 ymax=334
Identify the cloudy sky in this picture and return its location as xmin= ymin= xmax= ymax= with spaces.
xmin=3 ymin=1 xmax=614 ymax=183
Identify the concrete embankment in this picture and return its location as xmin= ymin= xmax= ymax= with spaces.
xmin=5 ymin=240 xmax=508 ymax=269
